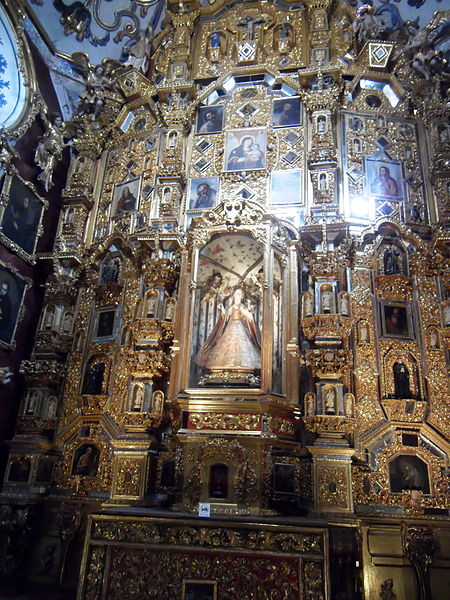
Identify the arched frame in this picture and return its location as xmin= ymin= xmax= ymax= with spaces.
xmin=169 ymin=201 xmax=299 ymax=401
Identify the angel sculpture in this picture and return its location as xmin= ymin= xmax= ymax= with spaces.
xmin=0 ymin=128 xmax=19 ymax=169
xmin=393 ymin=10 xmax=450 ymax=79
xmin=352 ymin=4 xmax=382 ymax=52
xmin=121 ymin=25 xmax=154 ymax=74
xmin=71 ymin=52 xmax=124 ymax=121
xmin=34 ymin=112 xmax=72 ymax=191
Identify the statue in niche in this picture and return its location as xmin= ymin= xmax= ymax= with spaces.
xmin=62 ymin=312 xmax=73 ymax=335
xmin=319 ymin=173 xmax=327 ymax=191
xmin=196 ymin=287 xmax=261 ymax=374
xmin=305 ymin=392 xmax=315 ymax=417
xmin=145 ymin=291 xmax=158 ymax=318
xmin=152 ymin=390 xmax=164 ymax=416
xmin=26 ymin=390 xmax=39 ymax=415
xmin=237 ymin=15 xmax=266 ymax=41
xmin=324 ymin=387 xmax=336 ymax=414
xmin=340 ymin=294 xmax=350 ymax=316
xmin=43 ymin=305 xmax=55 ymax=330
xmin=164 ymin=301 xmax=175 ymax=321
xmin=429 ymin=329 xmax=439 ymax=349
xmin=359 ymin=321 xmax=369 ymax=343
xmin=162 ymin=187 xmax=172 ymax=203
xmin=344 ymin=393 xmax=354 ymax=417
xmin=167 ymin=131 xmax=178 ymax=149
xmin=82 ymin=360 xmax=105 ymax=395
xmin=317 ymin=115 xmax=327 ymax=134
xmin=46 ymin=397 xmax=58 ymax=419
xmin=383 ymin=245 xmax=403 ymax=275
xmin=393 ymin=359 xmax=412 ymax=398
xmin=320 ymin=286 xmax=333 ymax=314
xmin=304 ymin=293 xmax=314 ymax=317
xmin=131 ymin=385 xmax=145 ymax=411
xmin=64 ymin=207 xmax=74 ymax=224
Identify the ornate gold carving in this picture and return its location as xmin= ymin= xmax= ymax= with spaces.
xmin=306 ymin=348 xmax=349 ymax=379
xmin=90 ymin=517 xmax=325 ymax=555
xmin=375 ymin=274 xmax=413 ymax=301
xmin=190 ymin=413 xmax=259 ymax=430
xmin=113 ymin=456 xmax=143 ymax=498
xmin=84 ymin=546 xmax=106 ymax=600
xmin=404 ymin=527 xmax=439 ymax=600
xmin=316 ymin=464 xmax=350 ymax=510
xmin=181 ymin=438 xmax=258 ymax=511
xmin=303 ymin=560 xmax=326 ymax=600
xmin=353 ymin=437 xmax=448 ymax=513
xmin=381 ymin=399 xmax=427 ymax=423
xmin=268 ymin=416 xmax=296 ymax=436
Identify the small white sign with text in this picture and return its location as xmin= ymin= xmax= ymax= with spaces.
xmin=198 ymin=503 xmax=211 ymax=517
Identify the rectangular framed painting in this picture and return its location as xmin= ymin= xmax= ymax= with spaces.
xmin=272 ymin=97 xmax=302 ymax=127
xmin=188 ymin=177 xmax=219 ymax=210
xmin=274 ymin=462 xmax=296 ymax=494
xmin=0 ymin=174 xmax=46 ymax=259
xmin=112 ymin=177 xmax=141 ymax=217
xmin=0 ymin=262 xmax=29 ymax=349
xmin=224 ymin=128 xmax=266 ymax=172
xmin=381 ymin=302 xmax=413 ymax=339
xmin=93 ymin=308 xmax=117 ymax=341
xmin=270 ymin=171 xmax=302 ymax=205
xmin=196 ymin=105 xmax=224 ymax=135
xmin=182 ymin=580 xmax=217 ymax=600
xmin=365 ymin=158 xmax=403 ymax=200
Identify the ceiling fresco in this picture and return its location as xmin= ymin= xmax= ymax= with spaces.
xmin=25 ymin=0 xmax=165 ymax=63
xmin=352 ymin=0 xmax=447 ymax=28
xmin=23 ymin=0 xmax=165 ymax=120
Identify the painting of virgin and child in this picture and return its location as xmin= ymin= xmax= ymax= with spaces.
xmin=224 ymin=129 xmax=266 ymax=172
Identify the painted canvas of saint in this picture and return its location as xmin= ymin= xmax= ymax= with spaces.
xmin=196 ymin=287 xmax=261 ymax=373
xmin=272 ymin=97 xmax=301 ymax=127
xmin=112 ymin=178 xmax=140 ymax=216
xmin=188 ymin=178 xmax=218 ymax=210
xmin=224 ymin=129 xmax=266 ymax=172
xmin=366 ymin=159 xmax=402 ymax=199
xmin=1 ymin=176 xmax=43 ymax=255
xmin=196 ymin=105 xmax=224 ymax=135
xmin=389 ymin=455 xmax=430 ymax=494
xmin=382 ymin=304 xmax=411 ymax=338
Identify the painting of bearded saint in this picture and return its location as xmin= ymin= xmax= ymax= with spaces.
xmin=367 ymin=160 xmax=402 ymax=198
xmin=196 ymin=287 xmax=261 ymax=373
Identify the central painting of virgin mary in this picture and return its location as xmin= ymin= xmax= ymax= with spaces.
xmin=224 ymin=129 xmax=267 ymax=172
